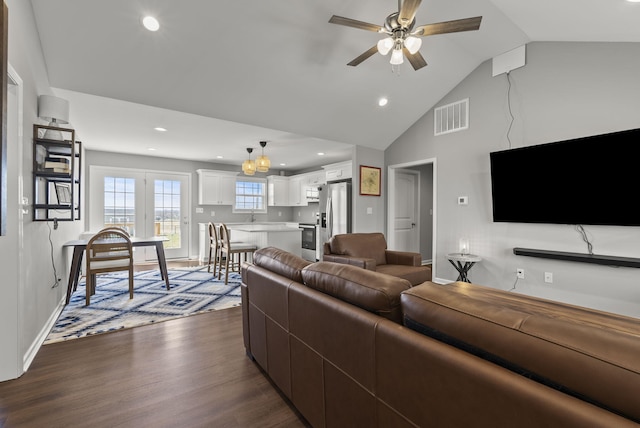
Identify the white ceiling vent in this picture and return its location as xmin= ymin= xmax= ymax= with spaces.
xmin=434 ymin=98 xmax=469 ymax=136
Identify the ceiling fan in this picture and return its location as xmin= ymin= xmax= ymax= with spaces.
xmin=329 ymin=0 xmax=482 ymax=71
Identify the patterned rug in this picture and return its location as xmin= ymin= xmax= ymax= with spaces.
xmin=44 ymin=266 xmax=241 ymax=344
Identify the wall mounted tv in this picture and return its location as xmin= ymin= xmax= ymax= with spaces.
xmin=489 ymin=127 xmax=640 ymax=226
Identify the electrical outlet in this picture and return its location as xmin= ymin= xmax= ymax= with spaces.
xmin=544 ymin=272 xmax=553 ymax=283
xmin=210 ymin=211 xmax=216 ymax=217
xmin=516 ymin=268 xmax=525 ymax=279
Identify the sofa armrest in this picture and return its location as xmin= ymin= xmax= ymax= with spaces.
xmin=385 ymin=250 xmax=422 ymax=267
xmin=322 ymin=254 xmax=377 ymax=270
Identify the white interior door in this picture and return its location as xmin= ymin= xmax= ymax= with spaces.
xmin=144 ymin=173 xmax=189 ymax=260
xmin=394 ymin=169 xmax=420 ymax=253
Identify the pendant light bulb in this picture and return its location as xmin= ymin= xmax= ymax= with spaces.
xmin=256 ymin=141 xmax=270 ymax=173
xmin=390 ymin=47 xmax=404 ymax=65
xmin=404 ymin=36 xmax=422 ymax=55
xmin=377 ymin=37 xmax=394 ymax=55
xmin=242 ymin=147 xmax=256 ymax=176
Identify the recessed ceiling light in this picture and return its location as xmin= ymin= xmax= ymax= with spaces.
xmin=627 ymin=0 xmax=640 ymax=3
xmin=378 ymin=97 xmax=389 ymax=107
xmin=317 ymin=152 xmax=325 ymax=156
xmin=148 ymin=147 xmax=156 ymax=151
xmin=280 ymin=163 xmax=286 ymax=166
xmin=142 ymin=16 xmax=160 ymax=31
xmin=216 ymin=155 xmax=223 ymax=159
xmin=154 ymin=127 xmax=167 ymax=132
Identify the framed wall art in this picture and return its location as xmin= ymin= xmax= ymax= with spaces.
xmin=55 ymin=182 xmax=72 ymax=205
xmin=359 ymin=165 xmax=381 ymax=196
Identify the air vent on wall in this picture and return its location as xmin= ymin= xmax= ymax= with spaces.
xmin=434 ymin=98 xmax=469 ymax=136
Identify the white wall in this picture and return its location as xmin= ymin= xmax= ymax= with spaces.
xmin=353 ymin=145 xmax=385 ymax=233
xmin=0 ymin=0 xmax=85 ymax=381
xmin=386 ymin=42 xmax=640 ymax=318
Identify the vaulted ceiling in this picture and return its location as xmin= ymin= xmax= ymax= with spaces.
xmin=30 ymin=0 xmax=640 ymax=171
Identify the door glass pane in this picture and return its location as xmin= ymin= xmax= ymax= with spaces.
xmin=154 ymin=179 xmax=181 ymax=249
xmin=103 ymin=176 xmax=135 ymax=236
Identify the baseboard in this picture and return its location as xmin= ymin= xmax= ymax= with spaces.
xmin=23 ymin=296 xmax=65 ymax=373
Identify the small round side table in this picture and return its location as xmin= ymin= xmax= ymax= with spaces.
xmin=446 ymin=253 xmax=482 ymax=283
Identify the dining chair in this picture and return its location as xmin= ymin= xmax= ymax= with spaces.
xmin=218 ymin=223 xmax=257 ymax=284
xmin=85 ymin=227 xmax=134 ymax=305
xmin=207 ymin=222 xmax=221 ymax=277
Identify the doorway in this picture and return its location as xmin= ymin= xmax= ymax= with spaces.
xmin=89 ymin=166 xmax=190 ymax=260
xmin=393 ymin=169 xmax=420 ymax=253
xmin=387 ymin=158 xmax=436 ymax=270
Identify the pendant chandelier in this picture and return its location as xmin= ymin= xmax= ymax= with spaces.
xmin=242 ymin=147 xmax=256 ymax=176
xmin=256 ymin=141 xmax=270 ymax=173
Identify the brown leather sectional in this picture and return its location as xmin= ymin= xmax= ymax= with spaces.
xmin=241 ymin=247 xmax=640 ymax=427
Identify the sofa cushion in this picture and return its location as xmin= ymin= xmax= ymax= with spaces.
xmin=328 ymin=233 xmax=388 ymax=266
xmin=376 ymin=264 xmax=431 ymax=286
xmin=401 ymin=281 xmax=640 ymax=423
xmin=301 ymin=262 xmax=411 ymax=323
xmin=253 ymin=246 xmax=312 ymax=283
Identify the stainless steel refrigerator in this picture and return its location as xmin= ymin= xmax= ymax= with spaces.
xmin=317 ymin=180 xmax=352 ymax=260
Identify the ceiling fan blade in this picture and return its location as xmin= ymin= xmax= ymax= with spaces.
xmin=347 ymin=46 xmax=379 ymax=67
xmin=398 ymin=0 xmax=422 ymax=28
xmin=413 ymin=16 xmax=482 ymax=37
xmin=403 ymin=48 xmax=428 ymax=70
xmin=329 ymin=15 xmax=383 ymax=32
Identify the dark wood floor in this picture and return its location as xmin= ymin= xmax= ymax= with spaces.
xmin=0 ymin=306 xmax=309 ymax=428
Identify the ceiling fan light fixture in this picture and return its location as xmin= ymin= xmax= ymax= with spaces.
xmin=390 ymin=48 xmax=404 ymax=65
xmin=404 ymin=36 xmax=422 ymax=55
xmin=377 ymin=37 xmax=394 ymax=55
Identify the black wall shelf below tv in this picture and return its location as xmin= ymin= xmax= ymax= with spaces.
xmin=513 ymin=248 xmax=640 ymax=268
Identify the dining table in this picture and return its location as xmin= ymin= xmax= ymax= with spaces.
xmin=63 ymin=236 xmax=170 ymax=304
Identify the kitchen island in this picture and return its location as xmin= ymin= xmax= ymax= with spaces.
xmin=226 ymin=223 xmax=302 ymax=257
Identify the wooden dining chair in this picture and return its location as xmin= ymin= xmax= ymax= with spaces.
xmin=207 ymin=222 xmax=221 ymax=277
xmin=85 ymin=227 xmax=134 ymax=306
xmin=218 ymin=223 xmax=256 ymax=284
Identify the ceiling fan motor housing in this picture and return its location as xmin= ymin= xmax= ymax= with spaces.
xmin=384 ymin=12 xmax=415 ymax=33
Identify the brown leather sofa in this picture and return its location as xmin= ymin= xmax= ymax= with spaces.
xmin=322 ymin=232 xmax=431 ymax=286
xmin=241 ymin=247 xmax=640 ymax=427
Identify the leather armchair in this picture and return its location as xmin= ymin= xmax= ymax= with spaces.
xmin=323 ymin=232 xmax=431 ymax=286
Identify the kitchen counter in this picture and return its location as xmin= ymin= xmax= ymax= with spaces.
xmin=226 ymin=223 xmax=300 ymax=233
xmin=226 ymin=222 xmax=302 ymax=257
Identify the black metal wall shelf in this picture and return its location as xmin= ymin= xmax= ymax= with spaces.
xmin=513 ymin=248 xmax=640 ymax=268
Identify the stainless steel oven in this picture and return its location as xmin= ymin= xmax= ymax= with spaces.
xmin=299 ymin=223 xmax=317 ymax=262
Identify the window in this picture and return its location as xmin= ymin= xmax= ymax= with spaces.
xmin=234 ymin=178 xmax=267 ymax=213
xmin=104 ymin=176 xmax=136 ymax=235
xmin=154 ymin=179 xmax=182 ymax=249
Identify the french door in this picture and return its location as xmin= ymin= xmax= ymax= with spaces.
xmin=89 ymin=167 xmax=190 ymax=260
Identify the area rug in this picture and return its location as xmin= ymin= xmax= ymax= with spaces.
xmin=44 ymin=266 xmax=241 ymax=344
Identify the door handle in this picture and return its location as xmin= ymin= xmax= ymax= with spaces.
xmin=411 ymin=223 xmax=416 ymax=228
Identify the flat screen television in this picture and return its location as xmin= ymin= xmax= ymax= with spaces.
xmin=489 ymin=127 xmax=640 ymax=226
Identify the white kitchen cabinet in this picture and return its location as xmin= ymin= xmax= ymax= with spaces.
xmin=197 ymin=169 xmax=238 ymax=205
xmin=267 ymin=175 xmax=289 ymax=206
xmin=288 ymin=175 xmax=307 ymax=206
xmin=305 ymin=171 xmax=326 ymax=186
xmin=323 ymin=161 xmax=352 ymax=182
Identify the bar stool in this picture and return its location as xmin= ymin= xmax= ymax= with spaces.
xmin=207 ymin=222 xmax=222 ymax=278
xmin=218 ymin=223 xmax=257 ymax=284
